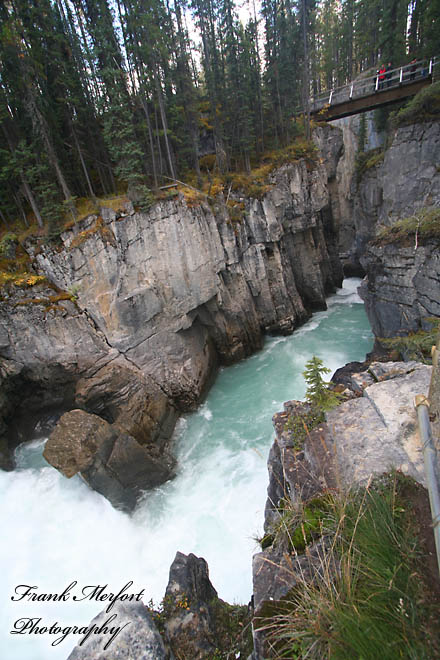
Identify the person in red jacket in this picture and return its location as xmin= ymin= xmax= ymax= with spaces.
xmin=378 ymin=64 xmax=386 ymax=90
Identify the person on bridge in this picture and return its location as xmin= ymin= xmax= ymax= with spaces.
xmin=378 ymin=64 xmax=387 ymax=89
xmin=386 ymin=63 xmax=393 ymax=87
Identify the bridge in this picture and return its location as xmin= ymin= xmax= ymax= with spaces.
xmin=310 ymin=58 xmax=439 ymax=121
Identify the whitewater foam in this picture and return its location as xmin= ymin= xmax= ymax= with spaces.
xmin=0 ymin=280 xmax=372 ymax=659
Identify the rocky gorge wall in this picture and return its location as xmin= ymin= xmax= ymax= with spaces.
xmin=333 ymin=115 xmax=440 ymax=339
xmin=0 ymin=125 xmax=344 ymax=500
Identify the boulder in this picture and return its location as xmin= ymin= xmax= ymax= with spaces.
xmin=44 ymin=409 xmax=175 ymax=511
xmin=327 ymin=363 xmax=432 ymax=486
xmin=66 ymin=601 xmax=167 ymax=660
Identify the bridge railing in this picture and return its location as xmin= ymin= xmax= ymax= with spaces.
xmin=310 ymin=57 xmax=439 ymax=114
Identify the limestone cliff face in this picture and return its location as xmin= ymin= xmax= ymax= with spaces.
xmin=334 ymin=118 xmax=440 ymax=274
xmin=356 ymin=121 xmax=440 ymax=338
xmin=0 ymin=126 xmax=343 ymax=478
xmin=332 ymin=112 xmax=385 ymax=268
xmin=32 ymin=151 xmax=342 ymax=406
xmin=331 ymin=117 xmax=440 ymax=338
xmin=360 ymin=239 xmax=440 ymax=338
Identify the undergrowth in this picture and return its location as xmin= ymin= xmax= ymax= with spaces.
xmin=257 ymin=472 xmax=440 ymax=659
xmin=355 ymin=147 xmax=385 ymax=184
xmin=179 ymin=136 xmax=318 ymax=208
xmin=392 ymin=81 xmax=440 ymax=127
xmin=372 ymin=206 xmax=440 ymax=246
xmin=380 ymin=317 xmax=440 ymax=362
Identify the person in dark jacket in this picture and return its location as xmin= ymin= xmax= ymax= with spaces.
xmin=386 ymin=62 xmax=393 ymax=87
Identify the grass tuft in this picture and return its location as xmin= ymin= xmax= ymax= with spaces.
xmin=380 ymin=317 xmax=440 ymax=362
xmin=257 ymin=473 xmax=439 ymax=659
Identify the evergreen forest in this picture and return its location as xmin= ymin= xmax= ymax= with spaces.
xmin=0 ymin=0 xmax=438 ymax=235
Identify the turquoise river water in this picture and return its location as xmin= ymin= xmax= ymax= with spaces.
xmin=0 ymin=278 xmax=373 ymax=660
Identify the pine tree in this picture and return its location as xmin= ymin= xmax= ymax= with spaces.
xmin=303 ymin=356 xmax=340 ymax=411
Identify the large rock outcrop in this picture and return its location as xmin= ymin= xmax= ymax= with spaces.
xmin=333 ymin=116 xmax=440 ymax=338
xmin=336 ymin=118 xmax=440 ymax=276
xmin=33 ymin=157 xmax=343 ymax=407
xmin=0 ymin=126 xmax=344 ymax=502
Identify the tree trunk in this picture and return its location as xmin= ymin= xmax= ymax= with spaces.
xmin=154 ymin=73 xmax=176 ymax=180
xmin=72 ymin=125 xmax=96 ymax=199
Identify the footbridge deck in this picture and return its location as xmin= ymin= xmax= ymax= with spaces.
xmin=310 ymin=58 xmax=438 ymax=121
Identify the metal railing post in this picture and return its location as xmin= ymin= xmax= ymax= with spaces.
xmin=399 ymin=67 xmax=403 ymax=84
xmin=415 ymin=392 xmax=440 ymax=577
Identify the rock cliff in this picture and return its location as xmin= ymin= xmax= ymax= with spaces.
xmin=360 ymin=238 xmax=440 ymax=338
xmin=339 ymin=119 xmax=440 ymax=272
xmin=334 ymin=115 xmax=440 ymax=339
xmin=0 ymin=125 xmax=344 ymax=500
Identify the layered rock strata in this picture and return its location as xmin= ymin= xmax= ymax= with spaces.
xmin=359 ymin=238 xmax=440 ymax=338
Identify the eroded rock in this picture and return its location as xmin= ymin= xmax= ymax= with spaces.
xmin=163 ymin=552 xmax=219 ymax=659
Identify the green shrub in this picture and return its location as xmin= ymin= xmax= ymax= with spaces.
xmin=380 ymin=317 xmax=440 ymax=362
xmin=355 ymin=147 xmax=384 ymax=184
xmin=393 ymin=81 xmax=440 ymax=127
xmin=0 ymin=232 xmax=18 ymax=256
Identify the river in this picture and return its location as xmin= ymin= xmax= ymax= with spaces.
xmin=0 ymin=278 xmax=373 ymax=659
